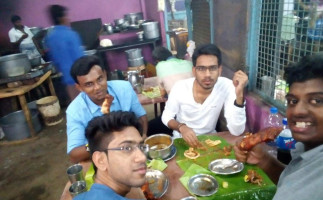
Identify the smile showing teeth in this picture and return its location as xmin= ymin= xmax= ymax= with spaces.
xmin=295 ymin=122 xmax=312 ymax=128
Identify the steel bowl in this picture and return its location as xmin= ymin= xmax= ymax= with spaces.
xmin=128 ymin=57 xmax=144 ymax=67
xmin=144 ymin=134 xmax=173 ymax=160
xmin=145 ymin=169 xmax=169 ymax=198
xmin=187 ymin=174 xmax=218 ymax=196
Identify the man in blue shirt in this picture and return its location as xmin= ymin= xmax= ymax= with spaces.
xmin=74 ymin=111 xmax=147 ymax=200
xmin=67 ymin=55 xmax=148 ymax=163
xmin=45 ymin=4 xmax=84 ymax=102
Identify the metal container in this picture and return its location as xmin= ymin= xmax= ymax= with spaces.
xmin=128 ymin=57 xmax=144 ymax=67
xmin=0 ymin=109 xmax=42 ymax=141
xmin=144 ymin=134 xmax=173 ymax=160
xmin=0 ymin=53 xmax=31 ymax=79
xmin=124 ymin=12 xmax=143 ymax=25
xmin=29 ymin=56 xmax=41 ymax=67
xmin=125 ymin=48 xmax=142 ymax=60
xmin=127 ymin=70 xmax=140 ymax=87
xmin=142 ymin=22 xmax=160 ymax=39
xmin=103 ymin=23 xmax=113 ymax=34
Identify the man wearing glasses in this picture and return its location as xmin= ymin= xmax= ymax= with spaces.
xmin=74 ymin=111 xmax=148 ymax=200
xmin=162 ymin=44 xmax=248 ymax=147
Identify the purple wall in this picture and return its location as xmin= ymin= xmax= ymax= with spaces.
xmin=0 ymin=0 xmax=162 ymax=51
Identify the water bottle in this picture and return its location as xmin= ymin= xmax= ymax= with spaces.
xmin=276 ymin=118 xmax=296 ymax=164
xmin=263 ymin=107 xmax=282 ymax=146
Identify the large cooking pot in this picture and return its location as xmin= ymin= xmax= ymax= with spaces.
xmin=125 ymin=48 xmax=142 ymax=60
xmin=0 ymin=53 xmax=31 ymax=79
xmin=142 ymin=22 xmax=160 ymax=39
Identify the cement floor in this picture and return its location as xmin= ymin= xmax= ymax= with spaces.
xmin=0 ymin=104 xmax=155 ymax=200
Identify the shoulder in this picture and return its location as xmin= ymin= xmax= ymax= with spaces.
xmin=108 ymin=80 xmax=132 ymax=89
xmin=66 ymin=93 xmax=87 ymax=113
xmin=8 ymin=28 xmax=15 ymax=34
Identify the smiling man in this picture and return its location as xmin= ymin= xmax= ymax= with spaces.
xmin=74 ymin=111 xmax=147 ymax=200
xmin=66 ymin=55 xmax=148 ymax=163
xmin=234 ymin=54 xmax=323 ymax=199
xmin=161 ymin=44 xmax=248 ymax=147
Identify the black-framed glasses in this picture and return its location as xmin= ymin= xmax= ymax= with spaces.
xmin=195 ymin=65 xmax=219 ymax=72
xmin=102 ymin=144 xmax=149 ymax=154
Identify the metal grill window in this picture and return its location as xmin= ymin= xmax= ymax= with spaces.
xmin=191 ymin=0 xmax=211 ymax=46
xmin=251 ymin=0 xmax=323 ymax=110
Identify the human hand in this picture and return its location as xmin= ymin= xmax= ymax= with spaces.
xmin=180 ymin=125 xmax=200 ymax=147
xmin=21 ymin=33 xmax=28 ymax=40
xmin=234 ymin=140 xmax=267 ymax=165
xmin=232 ymin=70 xmax=248 ymax=104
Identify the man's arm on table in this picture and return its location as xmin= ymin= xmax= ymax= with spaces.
xmin=139 ymin=115 xmax=148 ymax=139
xmin=69 ymin=146 xmax=91 ymax=164
xmin=66 ymin=113 xmax=90 ymax=164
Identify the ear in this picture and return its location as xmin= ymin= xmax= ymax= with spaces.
xmin=75 ymin=83 xmax=83 ymax=92
xmin=92 ymin=151 xmax=108 ymax=171
xmin=192 ymin=67 xmax=196 ymax=77
xmin=218 ymin=65 xmax=223 ymax=76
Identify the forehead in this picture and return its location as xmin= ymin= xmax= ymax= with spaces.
xmin=288 ymin=78 xmax=323 ymax=95
xmin=76 ymin=65 xmax=104 ymax=83
xmin=196 ymin=55 xmax=219 ymax=66
xmin=109 ymin=127 xmax=142 ymax=146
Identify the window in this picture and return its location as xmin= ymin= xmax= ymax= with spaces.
xmin=248 ymin=0 xmax=323 ymax=110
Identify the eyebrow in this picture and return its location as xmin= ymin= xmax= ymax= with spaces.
xmin=117 ymin=140 xmax=144 ymax=146
xmin=286 ymin=92 xmax=323 ymax=98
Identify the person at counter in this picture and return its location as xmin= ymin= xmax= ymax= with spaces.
xmin=45 ymin=4 xmax=84 ymax=102
xmin=74 ymin=111 xmax=147 ymax=200
xmin=148 ymin=46 xmax=193 ymax=136
xmin=66 ymin=55 xmax=148 ymax=163
xmin=8 ymin=15 xmax=42 ymax=59
xmin=234 ymin=54 xmax=323 ymax=199
xmin=161 ymin=44 xmax=248 ymax=147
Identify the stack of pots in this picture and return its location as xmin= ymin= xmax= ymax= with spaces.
xmin=142 ymin=21 xmax=160 ymax=39
xmin=125 ymin=48 xmax=144 ymax=67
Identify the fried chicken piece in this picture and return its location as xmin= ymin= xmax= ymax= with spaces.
xmin=239 ymin=127 xmax=283 ymax=151
xmin=244 ymin=169 xmax=263 ymax=185
xmin=101 ymin=94 xmax=114 ymax=114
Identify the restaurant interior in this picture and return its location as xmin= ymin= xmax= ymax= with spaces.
xmin=0 ymin=0 xmax=322 ymax=199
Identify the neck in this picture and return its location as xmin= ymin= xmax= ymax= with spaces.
xmin=95 ymin=172 xmax=130 ymax=196
xmin=193 ymin=80 xmax=212 ymax=104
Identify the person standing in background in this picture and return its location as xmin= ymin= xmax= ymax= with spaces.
xmin=45 ymin=4 xmax=84 ymax=103
xmin=8 ymin=15 xmax=42 ymax=59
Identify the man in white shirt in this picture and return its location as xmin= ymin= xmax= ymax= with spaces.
xmin=161 ymin=44 xmax=248 ymax=147
xmin=8 ymin=15 xmax=41 ymax=59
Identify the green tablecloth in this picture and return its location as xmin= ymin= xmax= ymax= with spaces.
xmin=174 ymin=135 xmax=276 ymax=200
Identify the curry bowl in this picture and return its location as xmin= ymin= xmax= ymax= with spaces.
xmin=144 ymin=134 xmax=173 ymax=160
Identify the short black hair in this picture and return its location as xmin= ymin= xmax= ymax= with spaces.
xmin=284 ymin=53 xmax=323 ymax=86
xmin=85 ymin=111 xmax=143 ymax=155
xmin=152 ymin=46 xmax=173 ymax=61
xmin=192 ymin=44 xmax=222 ymax=66
xmin=11 ymin=15 xmax=21 ymax=23
xmin=70 ymin=55 xmax=105 ymax=83
xmin=48 ymin=4 xmax=67 ymax=25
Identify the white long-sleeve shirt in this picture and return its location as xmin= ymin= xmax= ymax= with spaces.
xmin=162 ymin=77 xmax=246 ymax=138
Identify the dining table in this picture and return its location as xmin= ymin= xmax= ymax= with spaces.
xmin=59 ymin=131 xmax=277 ymax=200
xmin=137 ymin=76 xmax=167 ymax=118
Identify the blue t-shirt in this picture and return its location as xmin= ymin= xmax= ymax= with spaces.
xmin=73 ymin=183 xmax=132 ymax=200
xmin=45 ymin=25 xmax=84 ymax=85
xmin=66 ymin=80 xmax=146 ymax=153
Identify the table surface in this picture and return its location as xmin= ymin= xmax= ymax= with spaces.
xmin=137 ymin=76 xmax=167 ymax=105
xmin=60 ymin=132 xmax=272 ymax=200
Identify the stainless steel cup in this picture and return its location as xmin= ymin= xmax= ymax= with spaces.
xmin=69 ymin=180 xmax=87 ymax=197
xmin=67 ymin=164 xmax=84 ymax=183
